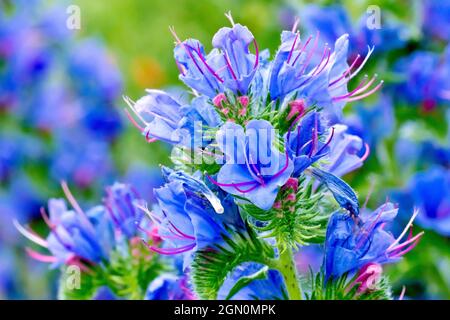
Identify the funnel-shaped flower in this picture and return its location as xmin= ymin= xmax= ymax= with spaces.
xmin=212 ymin=120 xmax=294 ymax=210
xmin=142 ymin=168 xmax=244 ymax=256
xmin=324 ymin=202 xmax=423 ymax=279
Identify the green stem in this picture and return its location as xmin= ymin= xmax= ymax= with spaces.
xmin=277 ymin=247 xmax=302 ymax=300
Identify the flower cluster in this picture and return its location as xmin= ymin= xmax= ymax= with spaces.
xmin=109 ymin=13 xmax=421 ymax=300
xmin=16 ymin=4 xmax=441 ymax=299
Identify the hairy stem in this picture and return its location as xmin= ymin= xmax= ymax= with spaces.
xmin=277 ymin=247 xmax=302 ymax=300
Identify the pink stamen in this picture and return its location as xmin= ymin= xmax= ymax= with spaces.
xmin=312 ymin=46 xmax=331 ymax=77
xmin=40 ymin=207 xmax=55 ymax=229
xmin=272 ymin=149 xmax=290 ymax=180
xmin=360 ymin=143 xmax=371 ymax=161
xmin=292 ymin=35 xmax=313 ymax=66
xmin=389 ymin=238 xmax=421 ymax=258
xmin=169 ymin=221 xmax=196 ymax=240
xmin=329 ymin=54 xmax=360 ymax=87
xmin=191 ymin=44 xmax=224 ymax=83
xmin=169 ymin=26 xmax=206 ymax=77
xmin=61 ymin=181 xmax=97 ymax=235
xmin=399 ymin=286 xmax=406 ymax=300
xmin=13 ymin=220 xmax=48 ymax=248
xmin=206 ymin=174 xmax=258 ymax=188
xmin=146 ymin=241 xmax=196 ymax=255
xmin=345 ymin=81 xmax=384 ymax=102
xmin=287 ymin=32 xmax=299 ymax=65
xmin=224 ymin=52 xmax=238 ymax=80
xmin=388 ymin=231 xmax=424 ymax=255
xmin=253 ymin=38 xmax=259 ymax=70
xmin=291 ymin=17 xmax=300 ymax=33
xmin=233 ymin=183 xmax=260 ymax=193
xmin=332 ymin=76 xmax=369 ymax=101
xmin=298 ymin=31 xmax=320 ymax=77
xmin=25 ymin=247 xmax=57 ymax=263
xmin=145 ymin=129 xmax=158 ymax=143
xmin=317 ymin=127 xmax=335 ymax=155
xmin=124 ymin=109 xmax=144 ymax=132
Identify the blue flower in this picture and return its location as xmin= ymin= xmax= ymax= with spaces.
xmin=145 ymin=274 xmax=195 ymax=300
xmin=144 ymin=168 xmax=243 ymax=256
xmin=399 ymin=168 xmax=450 ymax=236
xmin=300 ymin=4 xmax=406 ymax=55
xmin=393 ymin=48 xmax=450 ymax=110
xmin=68 ymin=39 xmax=122 ymax=101
xmin=16 ymin=190 xmax=115 ymax=268
xmin=285 ymin=111 xmax=331 ymax=177
xmin=44 ymin=199 xmax=114 ymax=266
xmin=217 ymin=262 xmax=286 ymax=300
xmin=423 ymin=0 xmax=450 ymax=42
xmin=172 ymin=20 xmax=258 ymax=97
xmin=104 ymin=183 xmax=145 ymax=238
xmin=50 ymin=131 xmax=116 ymax=189
xmin=211 ymin=23 xmax=258 ymax=95
xmin=324 ymin=202 xmax=424 ymax=279
xmin=126 ymin=90 xmax=185 ymax=144
xmin=212 ymin=120 xmax=294 ymax=210
xmin=319 ymin=124 xmax=369 ymax=177
xmin=268 ymin=28 xmax=381 ymax=123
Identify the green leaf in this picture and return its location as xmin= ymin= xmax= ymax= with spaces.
xmin=191 ymin=223 xmax=275 ymax=300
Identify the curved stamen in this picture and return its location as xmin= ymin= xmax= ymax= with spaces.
xmin=298 ymin=31 xmax=320 ymax=77
xmin=25 ymin=247 xmax=57 ymax=263
xmin=312 ymin=45 xmax=331 ymax=77
xmin=345 ymin=81 xmax=384 ymax=102
xmin=190 ymin=43 xmax=224 ymax=83
xmin=13 ymin=220 xmax=48 ymax=248
xmin=360 ymin=143 xmax=371 ymax=162
xmin=317 ymin=126 xmax=335 ymax=155
xmin=206 ymin=174 xmax=258 ymax=188
xmin=272 ymin=149 xmax=290 ymax=180
xmin=124 ymin=109 xmax=145 ymax=132
xmin=292 ymin=35 xmax=313 ymax=66
xmin=347 ymin=46 xmax=374 ymax=81
xmin=287 ymin=32 xmax=299 ymax=65
xmin=332 ymin=75 xmax=369 ymax=101
xmin=252 ymin=38 xmax=259 ymax=70
xmin=169 ymin=221 xmax=196 ymax=240
xmin=389 ymin=236 xmax=422 ymax=258
xmin=224 ymin=52 xmax=238 ymax=80
xmin=329 ymin=54 xmax=360 ymax=87
xmin=233 ymin=183 xmax=260 ymax=193
xmin=145 ymin=129 xmax=161 ymax=143
xmin=387 ymin=209 xmax=420 ymax=251
xmin=145 ymin=241 xmax=196 ymax=255
xmin=351 ymin=74 xmax=378 ymax=97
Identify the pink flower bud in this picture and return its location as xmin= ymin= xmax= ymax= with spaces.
xmin=287 ymin=99 xmax=305 ymax=121
xmin=213 ymin=93 xmax=227 ymax=108
xmin=273 ymin=201 xmax=282 ymax=209
xmin=238 ymin=95 xmax=249 ymax=107
xmin=284 ymin=177 xmax=299 ymax=192
xmin=352 ymin=263 xmax=383 ymax=293
xmin=287 ymin=193 xmax=296 ymax=202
